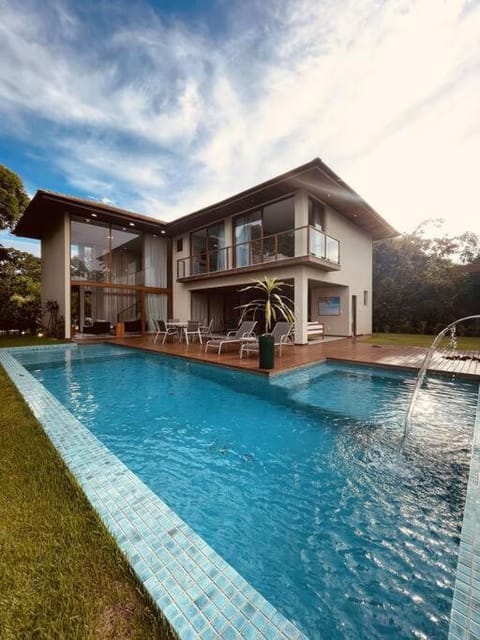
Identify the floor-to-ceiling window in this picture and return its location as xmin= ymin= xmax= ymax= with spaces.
xmin=110 ymin=225 xmax=143 ymax=285
xmin=70 ymin=216 xmax=170 ymax=334
xmin=234 ymin=210 xmax=262 ymax=267
xmin=190 ymin=222 xmax=225 ymax=275
xmin=234 ymin=197 xmax=295 ymax=267
xmin=308 ymin=197 xmax=326 ymax=258
xmin=71 ymin=219 xmax=110 ymax=281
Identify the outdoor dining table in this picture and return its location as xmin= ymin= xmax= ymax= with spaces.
xmin=166 ymin=321 xmax=202 ymax=346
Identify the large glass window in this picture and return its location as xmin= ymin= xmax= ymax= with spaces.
xmin=234 ymin=210 xmax=262 ymax=267
xmin=145 ymin=293 xmax=169 ymax=331
xmin=308 ymin=197 xmax=325 ymax=230
xmin=145 ymin=235 xmax=168 ymax=287
xmin=110 ymin=225 xmax=143 ymax=285
xmin=71 ymin=218 xmax=166 ymax=286
xmin=234 ymin=197 xmax=295 ymax=266
xmin=308 ymin=198 xmax=326 ymax=258
xmin=71 ymin=218 xmax=170 ymax=336
xmin=263 ymin=198 xmax=295 ymax=258
xmin=71 ymin=219 xmax=110 ymax=281
xmin=72 ymin=286 xmax=141 ymax=333
xmin=191 ymin=222 xmax=225 ymax=274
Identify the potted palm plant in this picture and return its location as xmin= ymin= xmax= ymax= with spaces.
xmin=237 ymin=276 xmax=295 ymax=369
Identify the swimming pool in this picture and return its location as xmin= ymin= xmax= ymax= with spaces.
xmin=10 ymin=344 xmax=480 ymax=639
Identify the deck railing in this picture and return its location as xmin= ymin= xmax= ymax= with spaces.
xmin=177 ymin=226 xmax=340 ymax=278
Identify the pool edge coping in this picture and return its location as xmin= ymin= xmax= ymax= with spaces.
xmin=0 ymin=346 xmax=307 ymax=640
xmin=448 ymin=384 xmax=480 ymax=640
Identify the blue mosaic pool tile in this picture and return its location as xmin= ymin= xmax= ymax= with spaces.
xmin=200 ymin=626 xmax=217 ymax=640
xmin=448 ymin=387 xmax=480 ymax=640
xmin=1 ymin=348 xmax=309 ymax=640
xmin=4 ymin=342 xmax=78 ymax=353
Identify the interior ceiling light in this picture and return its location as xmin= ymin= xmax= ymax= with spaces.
xmin=129 ymin=222 xmax=135 ymax=227
xmin=160 ymin=230 xmax=166 ymax=234
xmin=91 ymin=213 xmax=97 ymax=217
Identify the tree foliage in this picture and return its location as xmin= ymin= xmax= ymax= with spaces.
xmin=0 ymin=246 xmax=41 ymax=332
xmin=373 ymin=224 xmax=480 ymax=335
xmin=0 ymin=164 xmax=30 ymax=230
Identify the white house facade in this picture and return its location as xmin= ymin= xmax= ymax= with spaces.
xmin=14 ymin=159 xmax=397 ymax=342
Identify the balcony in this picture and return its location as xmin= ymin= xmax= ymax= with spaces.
xmin=177 ymin=225 xmax=340 ymax=281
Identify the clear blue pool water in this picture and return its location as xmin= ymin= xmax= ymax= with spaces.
xmin=16 ymin=344 xmax=479 ymax=639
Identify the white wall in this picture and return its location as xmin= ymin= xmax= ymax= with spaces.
xmin=310 ymin=285 xmax=350 ymax=335
xmin=41 ymin=213 xmax=71 ymax=338
xmin=307 ymin=205 xmax=372 ymax=335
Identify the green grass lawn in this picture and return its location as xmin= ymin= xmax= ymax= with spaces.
xmin=359 ymin=333 xmax=480 ymax=350
xmin=0 ymin=365 xmax=173 ymax=640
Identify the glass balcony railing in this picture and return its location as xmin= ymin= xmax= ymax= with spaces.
xmin=177 ymin=226 xmax=340 ymax=279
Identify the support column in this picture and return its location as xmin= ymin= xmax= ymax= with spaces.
xmin=294 ymin=271 xmax=308 ymax=344
xmin=64 ymin=213 xmax=71 ymax=339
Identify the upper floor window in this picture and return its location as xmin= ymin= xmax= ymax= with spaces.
xmin=190 ymin=222 xmax=225 ymax=274
xmin=110 ymin=224 xmax=143 ymax=286
xmin=71 ymin=218 xmax=110 ymax=282
xmin=70 ymin=217 xmax=168 ymax=288
xmin=234 ymin=196 xmax=295 ymax=267
xmin=308 ymin=197 xmax=325 ymax=231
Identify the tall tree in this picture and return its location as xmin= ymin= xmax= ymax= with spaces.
xmin=0 ymin=165 xmax=30 ymax=230
xmin=373 ymin=225 xmax=479 ymax=335
xmin=0 ymin=246 xmax=41 ymax=332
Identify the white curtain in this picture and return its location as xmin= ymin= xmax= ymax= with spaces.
xmin=209 ymin=295 xmax=224 ymax=332
xmin=91 ymin=288 xmax=137 ymax=324
xmin=191 ymin=292 xmax=209 ymax=323
xmin=146 ymin=294 xmax=168 ymax=332
xmin=145 ymin=235 xmax=168 ymax=287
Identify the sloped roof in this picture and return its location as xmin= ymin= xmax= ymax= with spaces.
xmin=15 ymin=158 xmax=398 ymax=241
xmin=167 ymin=158 xmax=398 ymax=240
xmin=15 ymin=190 xmax=167 ymax=238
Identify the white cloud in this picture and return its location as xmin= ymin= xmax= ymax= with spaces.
xmin=0 ymin=0 xmax=478 ymax=234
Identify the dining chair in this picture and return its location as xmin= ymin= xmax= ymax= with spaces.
xmin=153 ymin=320 xmax=178 ymax=344
xmin=199 ymin=319 xmax=214 ymax=341
xmin=184 ymin=320 xmax=202 ymax=344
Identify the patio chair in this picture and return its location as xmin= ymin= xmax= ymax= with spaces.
xmin=183 ymin=320 xmax=203 ymax=344
xmin=153 ymin=319 xmax=177 ymax=344
xmin=240 ymin=322 xmax=294 ymax=358
xmin=199 ymin=319 xmax=214 ymax=341
xmin=205 ymin=320 xmax=257 ymax=355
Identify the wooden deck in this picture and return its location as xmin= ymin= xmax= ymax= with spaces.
xmin=102 ymin=335 xmax=480 ymax=379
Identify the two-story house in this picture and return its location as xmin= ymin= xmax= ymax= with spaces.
xmin=14 ymin=158 xmax=397 ymax=343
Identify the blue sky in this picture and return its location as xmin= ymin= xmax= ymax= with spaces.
xmin=1 ymin=0 xmax=479 ymax=257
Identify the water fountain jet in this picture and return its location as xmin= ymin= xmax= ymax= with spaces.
xmin=401 ymin=315 xmax=480 ymax=449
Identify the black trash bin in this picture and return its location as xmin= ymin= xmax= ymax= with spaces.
xmin=259 ymin=334 xmax=275 ymax=369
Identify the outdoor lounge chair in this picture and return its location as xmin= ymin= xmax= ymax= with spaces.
xmin=240 ymin=321 xmax=294 ymax=358
xmin=205 ymin=320 xmax=257 ymax=355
